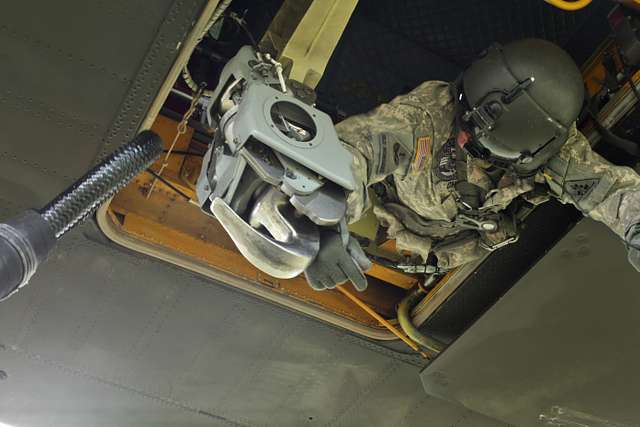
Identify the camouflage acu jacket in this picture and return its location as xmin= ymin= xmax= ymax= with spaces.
xmin=335 ymin=81 xmax=640 ymax=269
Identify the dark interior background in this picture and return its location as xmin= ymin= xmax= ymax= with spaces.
xmin=218 ymin=0 xmax=613 ymax=116
xmin=316 ymin=0 xmax=613 ymax=116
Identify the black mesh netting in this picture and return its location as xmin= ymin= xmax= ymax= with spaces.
xmin=317 ymin=0 xmax=612 ymax=116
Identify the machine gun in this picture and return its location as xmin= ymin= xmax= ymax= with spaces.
xmin=195 ymin=46 xmax=357 ymax=279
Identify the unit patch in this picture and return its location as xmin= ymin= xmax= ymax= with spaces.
xmin=433 ymin=138 xmax=457 ymax=182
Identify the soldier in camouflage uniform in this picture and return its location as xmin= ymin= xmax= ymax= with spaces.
xmin=304 ymin=39 xmax=640 ymax=291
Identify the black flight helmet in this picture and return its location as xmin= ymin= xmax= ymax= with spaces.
xmin=457 ymin=39 xmax=584 ymax=176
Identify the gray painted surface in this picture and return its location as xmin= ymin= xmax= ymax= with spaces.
xmin=0 ymin=0 xmax=206 ymax=206
xmin=0 ymin=2 xmax=502 ymax=426
xmin=421 ymin=217 xmax=640 ymax=427
xmin=0 ymin=215 xmax=503 ymax=427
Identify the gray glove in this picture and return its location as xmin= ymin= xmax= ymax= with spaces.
xmin=625 ymin=223 xmax=640 ymax=272
xmin=304 ymin=229 xmax=372 ymax=291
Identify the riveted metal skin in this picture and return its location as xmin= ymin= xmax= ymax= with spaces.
xmin=0 ymin=0 xmax=206 ymax=208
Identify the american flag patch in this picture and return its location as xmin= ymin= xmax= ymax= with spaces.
xmin=412 ymin=136 xmax=432 ymax=172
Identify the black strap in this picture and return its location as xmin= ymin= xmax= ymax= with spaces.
xmin=453 ymin=140 xmax=487 ymax=210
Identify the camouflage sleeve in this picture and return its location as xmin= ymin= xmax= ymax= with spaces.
xmin=335 ymin=81 xmax=440 ymax=222
xmin=543 ymin=125 xmax=640 ymax=238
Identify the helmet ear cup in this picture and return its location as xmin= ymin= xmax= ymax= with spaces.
xmin=518 ymin=151 xmax=534 ymax=164
xmin=484 ymin=101 xmax=503 ymax=121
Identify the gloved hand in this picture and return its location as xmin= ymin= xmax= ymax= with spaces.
xmin=625 ymin=223 xmax=640 ymax=272
xmin=304 ymin=229 xmax=372 ymax=291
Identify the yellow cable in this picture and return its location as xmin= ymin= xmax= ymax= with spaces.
xmin=335 ymin=285 xmax=430 ymax=358
xmin=544 ymin=0 xmax=592 ymax=11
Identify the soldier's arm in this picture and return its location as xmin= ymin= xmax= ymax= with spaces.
xmin=304 ymin=82 xmax=447 ymax=291
xmin=543 ymin=125 xmax=640 ymax=269
xmin=334 ymin=81 xmax=441 ymax=222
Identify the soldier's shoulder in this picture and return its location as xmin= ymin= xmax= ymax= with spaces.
xmin=414 ymin=80 xmax=451 ymax=92
xmin=409 ymin=80 xmax=453 ymax=102
xmin=388 ymin=80 xmax=454 ymax=113
xmin=557 ymin=123 xmax=590 ymax=157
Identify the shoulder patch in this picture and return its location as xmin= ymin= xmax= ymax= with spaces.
xmin=433 ymin=138 xmax=457 ymax=181
xmin=566 ymin=178 xmax=599 ymax=201
xmin=412 ymin=135 xmax=432 ymax=172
